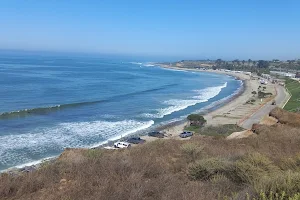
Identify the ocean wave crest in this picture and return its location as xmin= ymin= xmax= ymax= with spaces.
xmin=0 ymin=119 xmax=154 ymax=170
xmin=142 ymin=82 xmax=228 ymax=119
xmin=129 ymin=62 xmax=143 ymax=65
xmin=129 ymin=61 xmax=156 ymax=67
xmin=193 ymin=82 xmax=227 ymax=100
xmin=0 ymin=84 xmax=178 ymax=120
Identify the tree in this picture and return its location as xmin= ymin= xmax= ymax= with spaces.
xmin=257 ymin=60 xmax=269 ymax=68
xmin=242 ymin=60 xmax=246 ymax=65
xmin=233 ymin=59 xmax=240 ymax=66
xmin=187 ymin=114 xmax=207 ymax=126
xmin=216 ymin=59 xmax=223 ymax=66
xmin=258 ymin=91 xmax=272 ymax=98
xmin=257 ymin=72 xmax=262 ymax=76
xmin=248 ymin=59 xmax=252 ymax=64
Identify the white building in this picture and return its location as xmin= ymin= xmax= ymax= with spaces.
xmin=270 ymin=71 xmax=296 ymax=78
xmin=261 ymin=74 xmax=271 ymax=79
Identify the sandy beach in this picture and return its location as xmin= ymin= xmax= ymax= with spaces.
xmin=2 ymin=64 xmax=277 ymax=174
xmin=140 ymin=64 xmax=277 ymax=141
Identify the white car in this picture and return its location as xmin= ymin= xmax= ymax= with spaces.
xmin=114 ymin=141 xmax=131 ymax=149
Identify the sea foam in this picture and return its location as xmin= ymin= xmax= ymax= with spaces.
xmin=142 ymin=82 xmax=228 ymax=119
xmin=0 ymin=119 xmax=154 ymax=170
xmin=193 ymin=82 xmax=227 ymax=100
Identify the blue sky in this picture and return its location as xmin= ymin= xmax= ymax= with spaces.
xmin=0 ymin=0 xmax=300 ymax=60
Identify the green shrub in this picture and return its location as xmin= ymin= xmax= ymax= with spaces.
xmin=184 ymin=125 xmax=201 ymax=133
xmin=188 ymin=157 xmax=233 ymax=180
xmin=187 ymin=114 xmax=207 ymax=126
xmin=278 ymin=158 xmax=298 ymax=171
xmin=256 ymin=171 xmax=300 ymax=198
xmin=197 ymin=124 xmax=244 ymax=136
xmin=250 ymin=191 xmax=300 ymax=200
xmin=187 ymin=114 xmax=205 ymax=122
xmin=258 ymin=91 xmax=272 ymax=98
xmin=181 ymin=143 xmax=204 ymax=162
xmin=234 ymin=153 xmax=280 ymax=185
xmin=277 ymin=155 xmax=300 ymax=171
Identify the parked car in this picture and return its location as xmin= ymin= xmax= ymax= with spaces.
xmin=148 ymin=131 xmax=164 ymax=138
xmin=126 ymin=137 xmax=145 ymax=144
xmin=114 ymin=141 xmax=131 ymax=148
xmin=179 ymin=131 xmax=193 ymax=138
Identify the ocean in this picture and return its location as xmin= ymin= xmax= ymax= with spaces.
xmin=0 ymin=52 xmax=242 ymax=171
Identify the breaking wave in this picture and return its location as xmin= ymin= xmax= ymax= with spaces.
xmin=143 ymin=82 xmax=228 ymax=118
xmin=129 ymin=62 xmax=156 ymax=67
xmin=0 ymin=119 xmax=154 ymax=170
xmin=0 ymin=84 xmax=178 ymax=119
xmin=192 ymin=82 xmax=227 ymax=100
xmin=129 ymin=62 xmax=143 ymax=65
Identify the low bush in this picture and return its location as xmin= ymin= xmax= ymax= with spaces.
xmin=258 ymin=91 xmax=272 ymax=98
xmin=188 ymin=157 xmax=233 ymax=181
xmin=184 ymin=125 xmax=201 ymax=132
xmin=187 ymin=114 xmax=207 ymax=126
xmin=251 ymin=191 xmax=300 ymax=200
xmin=180 ymin=143 xmax=204 ymax=162
xmin=256 ymin=171 xmax=300 ymax=198
xmin=196 ymin=124 xmax=244 ymax=136
xmin=234 ymin=153 xmax=280 ymax=185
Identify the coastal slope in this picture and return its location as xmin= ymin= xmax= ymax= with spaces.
xmin=1 ymin=108 xmax=300 ymax=200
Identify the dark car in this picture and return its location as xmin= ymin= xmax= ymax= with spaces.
xmin=179 ymin=131 xmax=193 ymax=138
xmin=126 ymin=137 xmax=145 ymax=144
xmin=148 ymin=131 xmax=164 ymax=138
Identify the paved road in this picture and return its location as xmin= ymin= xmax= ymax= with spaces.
xmin=240 ymin=85 xmax=287 ymax=129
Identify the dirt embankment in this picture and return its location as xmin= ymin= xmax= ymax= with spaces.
xmin=269 ymin=107 xmax=300 ymax=127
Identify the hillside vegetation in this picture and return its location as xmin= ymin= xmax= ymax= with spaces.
xmin=1 ymin=108 xmax=300 ymax=200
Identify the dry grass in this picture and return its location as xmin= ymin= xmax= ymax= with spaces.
xmin=270 ymin=107 xmax=300 ymax=127
xmin=193 ymin=124 xmax=245 ymax=137
xmin=1 ymin=109 xmax=300 ymax=200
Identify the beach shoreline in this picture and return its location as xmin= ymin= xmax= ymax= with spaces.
xmin=140 ymin=64 xmax=252 ymax=141
xmin=1 ymin=64 xmax=253 ymax=173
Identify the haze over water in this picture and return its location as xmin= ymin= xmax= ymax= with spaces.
xmin=0 ymin=52 xmax=242 ymax=170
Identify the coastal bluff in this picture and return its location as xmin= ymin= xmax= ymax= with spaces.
xmin=1 ymin=108 xmax=300 ymax=200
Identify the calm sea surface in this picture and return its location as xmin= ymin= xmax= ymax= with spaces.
xmin=0 ymin=52 xmax=242 ymax=170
